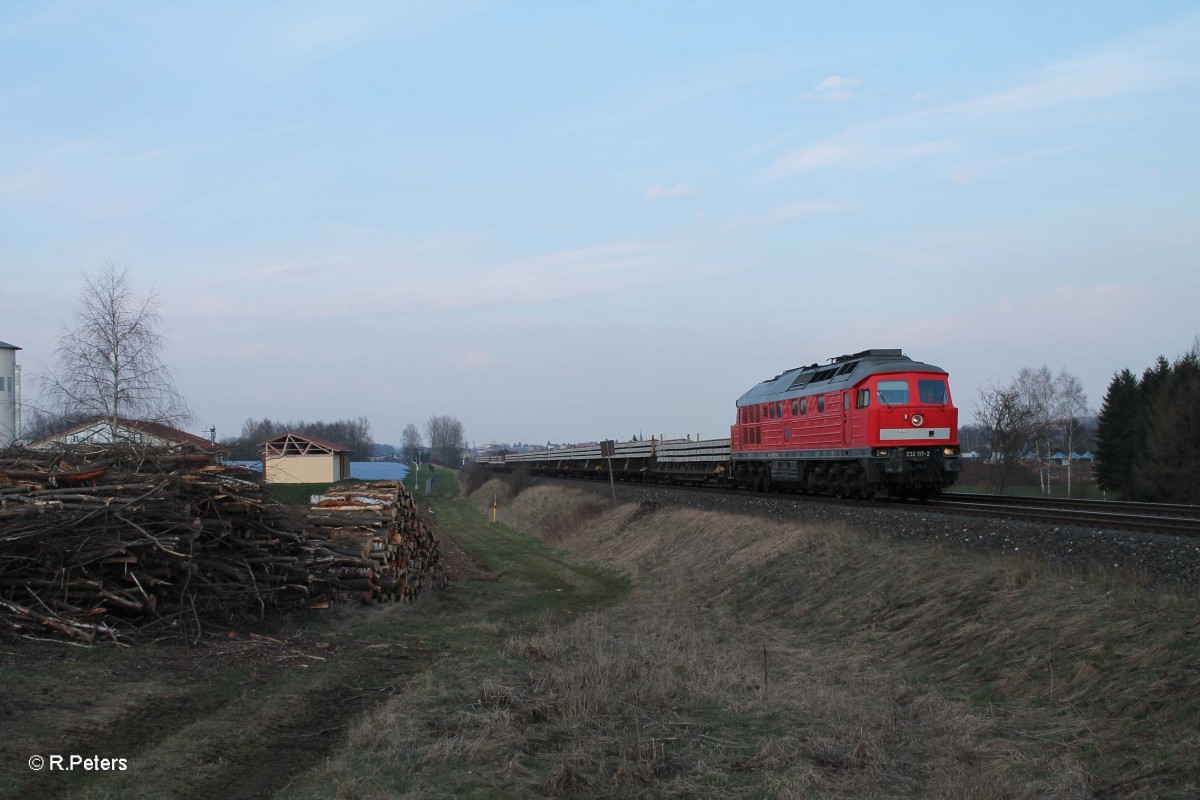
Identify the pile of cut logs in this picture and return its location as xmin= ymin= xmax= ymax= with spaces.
xmin=0 ymin=446 xmax=446 ymax=644
xmin=307 ymin=482 xmax=446 ymax=605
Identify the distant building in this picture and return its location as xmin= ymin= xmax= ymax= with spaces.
xmin=29 ymin=416 xmax=221 ymax=453
xmin=261 ymin=432 xmax=351 ymax=484
xmin=0 ymin=340 xmax=18 ymax=448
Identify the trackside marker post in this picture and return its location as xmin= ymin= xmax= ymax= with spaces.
xmin=601 ymin=439 xmax=617 ymax=502
xmin=492 ymin=496 xmax=497 ymax=523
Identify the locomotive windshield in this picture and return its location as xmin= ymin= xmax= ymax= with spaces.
xmin=877 ymin=380 xmax=909 ymax=405
xmin=918 ymin=379 xmax=948 ymax=405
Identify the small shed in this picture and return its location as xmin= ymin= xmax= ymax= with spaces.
xmin=261 ymin=432 xmax=351 ymax=484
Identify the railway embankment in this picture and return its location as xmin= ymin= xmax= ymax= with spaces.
xmin=461 ymin=476 xmax=1199 ymax=798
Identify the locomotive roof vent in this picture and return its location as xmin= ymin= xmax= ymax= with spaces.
xmin=831 ymin=348 xmax=903 ymax=363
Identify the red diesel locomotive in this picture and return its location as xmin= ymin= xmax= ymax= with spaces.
xmin=732 ymin=349 xmax=961 ymax=498
xmin=482 ymin=348 xmax=961 ymax=499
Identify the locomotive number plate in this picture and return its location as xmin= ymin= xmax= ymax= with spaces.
xmin=905 ymin=449 xmax=930 ymax=458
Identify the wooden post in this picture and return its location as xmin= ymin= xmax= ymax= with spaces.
xmin=601 ymin=439 xmax=617 ymax=502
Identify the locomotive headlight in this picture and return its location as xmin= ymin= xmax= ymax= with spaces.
xmin=943 ymin=446 xmax=959 ymax=456
xmin=873 ymin=448 xmax=890 ymax=457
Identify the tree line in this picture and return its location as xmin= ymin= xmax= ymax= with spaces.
xmin=1095 ymin=340 xmax=1200 ymax=503
xmin=372 ymin=419 xmax=461 ymax=465
xmin=222 ymin=417 xmax=375 ymax=461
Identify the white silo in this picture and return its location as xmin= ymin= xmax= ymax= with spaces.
xmin=0 ymin=340 xmax=19 ymax=448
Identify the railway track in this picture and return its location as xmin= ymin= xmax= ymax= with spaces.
xmin=930 ymin=493 xmax=1200 ymax=536
xmin=542 ymin=476 xmax=1200 ymax=537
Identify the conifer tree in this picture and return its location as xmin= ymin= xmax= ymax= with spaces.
xmin=1094 ymin=369 xmax=1140 ymax=497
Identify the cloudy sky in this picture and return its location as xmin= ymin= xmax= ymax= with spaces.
xmin=3 ymin=1 xmax=1198 ymax=447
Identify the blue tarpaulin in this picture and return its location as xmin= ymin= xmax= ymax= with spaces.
xmin=227 ymin=461 xmax=409 ymax=480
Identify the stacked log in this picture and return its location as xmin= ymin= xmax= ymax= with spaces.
xmin=306 ymin=482 xmax=447 ymax=605
xmin=0 ymin=447 xmax=446 ymax=644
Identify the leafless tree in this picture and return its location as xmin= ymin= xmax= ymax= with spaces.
xmin=426 ymin=415 xmax=465 ymax=465
xmin=1015 ymin=366 xmax=1056 ymax=494
xmin=401 ymin=423 xmax=422 ymax=463
xmin=1054 ymin=369 xmax=1090 ymax=498
xmin=43 ymin=263 xmax=190 ymax=437
xmin=974 ymin=382 xmax=1036 ymax=494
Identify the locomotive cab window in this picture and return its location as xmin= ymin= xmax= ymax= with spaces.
xmin=792 ymin=399 xmax=799 ymax=416
xmin=918 ymin=379 xmax=948 ymax=405
xmin=877 ymin=380 xmax=909 ymax=405
xmin=817 ymin=396 xmax=825 ymax=413
xmin=856 ymin=389 xmax=870 ymax=408
xmin=800 ymin=398 xmax=807 ymax=416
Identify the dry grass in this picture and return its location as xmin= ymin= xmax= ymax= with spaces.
xmin=330 ymin=583 xmax=1094 ymax=798
xmin=272 ymin=481 xmax=1198 ymax=797
xmin=457 ymin=482 xmax=1200 ymax=797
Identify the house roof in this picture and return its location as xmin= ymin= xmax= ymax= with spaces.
xmin=260 ymin=431 xmax=351 ymax=453
xmin=30 ymin=417 xmax=221 ymax=451
xmin=0 ymin=340 xmax=19 ymax=350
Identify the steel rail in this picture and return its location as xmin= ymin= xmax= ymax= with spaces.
xmin=540 ymin=475 xmax=1200 ymax=537
xmin=941 ymin=492 xmax=1200 ymax=519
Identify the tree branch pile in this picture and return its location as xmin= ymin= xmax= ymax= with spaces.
xmin=0 ymin=447 xmax=445 ymax=644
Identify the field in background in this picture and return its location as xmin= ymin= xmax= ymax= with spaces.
xmin=949 ymin=460 xmax=1106 ymax=499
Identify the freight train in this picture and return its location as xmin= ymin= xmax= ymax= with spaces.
xmin=481 ymin=349 xmax=961 ymax=499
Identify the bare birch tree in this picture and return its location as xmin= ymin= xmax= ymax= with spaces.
xmin=1015 ymin=366 xmax=1056 ymax=494
xmin=43 ymin=263 xmax=190 ymax=437
xmin=1054 ymin=369 xmax=1090 ymax=498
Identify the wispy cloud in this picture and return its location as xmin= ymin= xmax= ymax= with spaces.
xmin=952 ymin=144 xmax=1080 ymax=184
xmin=409 ymin=241 xmax=719 ymax=312
xmin=644 ymin=183 xmax=701 ymax=200
xmin=797 ymin=75 xmax=861 ymax=101
xmin=771 ymin=143 xmax=854 ymax=174
xmin=962 ymin=25 xmax=1197 ymax=117
xmin=176 ymin=239 xmax=724 ymax=320
xmin=723 ymin=199 xmax=850 ymax=229
xmin=0 ymin=0 xmax=100 ymax=37
xmin=238 ymin=1 xmax=487 ymax=76
xmin=765 ymin=138 xmax=955 ymax=178
xmin=853 ymin=283 xmax=1148 ymax=358
xmin=269 ymin=11 xmax=375 ymax=60
xmin=556 ymin=48 xmax=807 ymax=135
xmin=766 ymin=13 xmax=1200 ymax=179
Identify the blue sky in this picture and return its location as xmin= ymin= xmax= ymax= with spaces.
xmin=3 ymin=1 xmax=1198 ymax=446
